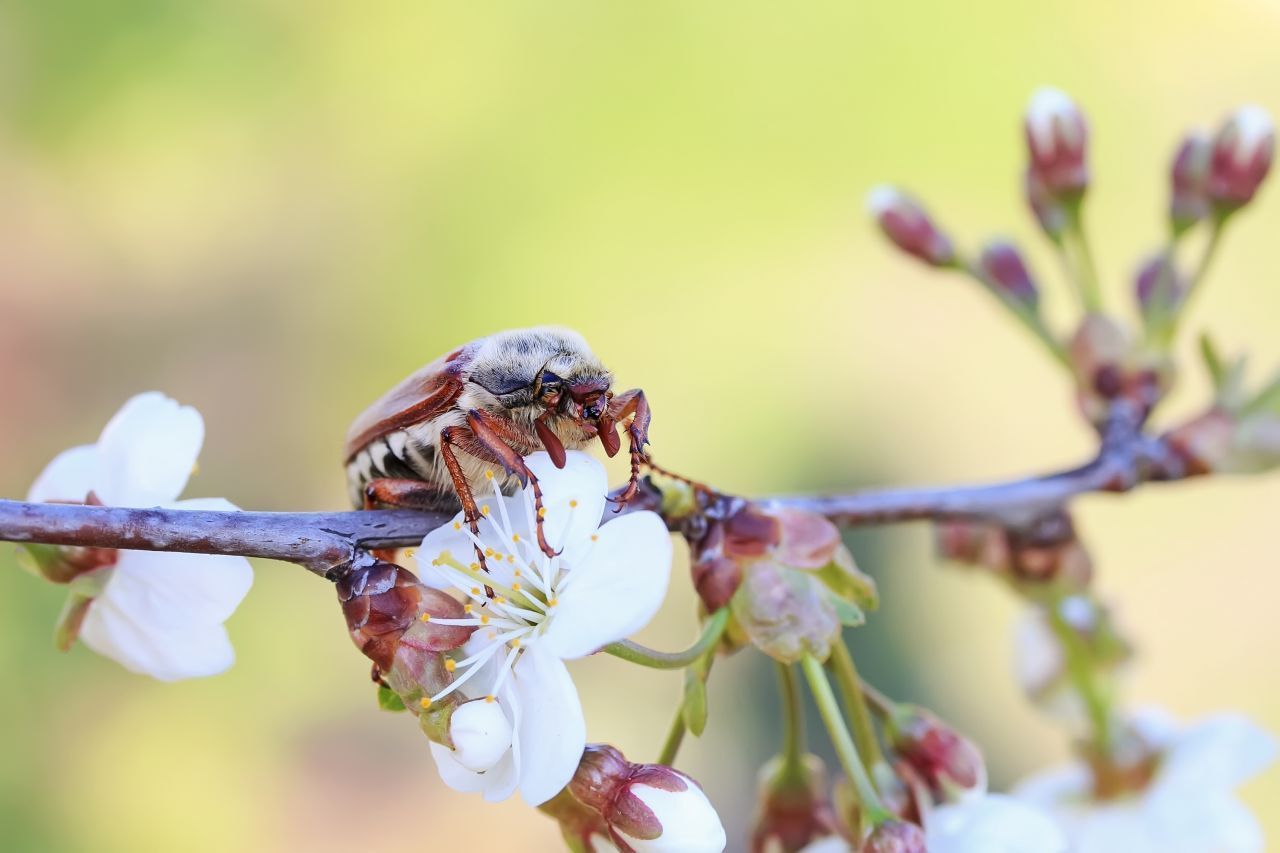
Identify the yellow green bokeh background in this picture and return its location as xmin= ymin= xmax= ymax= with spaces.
xmin=2 ymin=1 xmax=1278 ymax=849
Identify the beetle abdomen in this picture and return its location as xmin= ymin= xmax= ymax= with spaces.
xmin=346 ymin=429 xmax=446 ymax=509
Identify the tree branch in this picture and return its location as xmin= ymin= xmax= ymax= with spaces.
xmin=0 ymin=406 xmax=1192 ymax=579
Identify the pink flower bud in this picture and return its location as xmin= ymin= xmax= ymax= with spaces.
xmin=1170 ymin=130 xmax=1213 ymax=231
xmin=977 ymin=241 xmax=1039 ymax=306
xmin=860 ymin=819 xmax=926 ymax=853
xmin=1133 ymin=254 xmax=1186 ymax=315
xmin=337 ymin=561 xmax=471 ymax=670
xmin=1025 ymin=88 xmax=1089 ymax=197
xmin=1024 ymin=168 xmax=1068 ymax=240
xmin=866 ymin=186 xmax=955 ymax=267
xmin=565 ymin=745 xmax=727 ymax=852
xmin=751 ymin=755 xmax=839 ymax=853
xmin=887 ymin=706 xmax=987 ymax=800
xmin=1207 ymin=105 xmax=1274 ymax=210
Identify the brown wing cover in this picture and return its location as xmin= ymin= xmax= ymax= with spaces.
xmin=343 ymin=346 xmax=473 ymax=461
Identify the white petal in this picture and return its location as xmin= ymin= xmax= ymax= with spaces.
xmin=541 ymin=511 xmax=672 ymax=660
xmin=480 ymin=742 xmax=521 ymax=803
xmin=98 ymin=549 xmax=253 ymax=629
xmin=27 ymin=445 xmax=99 ymax=503
xmin=511 ymin=645 xmax=585 ymax=805
xmin=95 ymin=392 xmax=204 ymax=507
xmin=429 ymin=741 xmax=490 ymax=794
xmin=417 ymin=513 xmax=519 ymax=591
xmin=620 ymin=779 xmax=727 ymax=853
xmin=1012 ymin=761 xmax=1092 ymax=808
xmin=797 ymin=838 xmax=852 ymax=853
xmin=927 ymin=794 xmax=1067 ymax=853
xmin=525 ymin=451 xmax=608 ymax=559
xmin=1141 ymin=789 xmax=1265 ymax=853
xmin=1157 ymin=713 xmax=1277 ymax=793
xmin=79 ymin=600 xmax=235 ymax=681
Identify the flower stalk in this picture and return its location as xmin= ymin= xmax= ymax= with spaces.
xmin=604 ymin=607 xmax=730 ymax=669
xmin=800 ymin=655 xmax=893 ymax=828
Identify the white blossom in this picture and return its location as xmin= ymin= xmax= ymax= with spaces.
xmin=27 ymin=392 xmax=253 ymax=681
xmin=418 ymin=451 xmax=672 ymax=806
xmin=1014 ymin=709 xmax=1276 ymax=852
xmin=927 ymin=793 xmax=1067 ymax=853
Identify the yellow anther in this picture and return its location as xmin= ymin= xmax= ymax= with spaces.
xmin=480 ymin=614 xmax=491 ymax=625
xmin=537 ymin=507 xmax=547 ymax=518
xmin=507 ymin=554 xmax=516 ymax=563
xmin=464 ymin=604 xmax=474 ymax=614
xmin=548 ymin=597 xmax=559 ymax=607
xmin=512 ymin=583 xmax=522 ymax=592
xmin=471 ymin=587 xmax=482 ymax=596
xmin=569 ymin=499 xmax=578 ymax=508
xmin=509 ymin=638 xmax=521 ymax=648
xmin=469 ymin=562 xmax=480 ymax=571
xmin=190 ymin=460 xmax=201 ymax=476
xmin=484 ymin=694 xmax=496 ymax=703
xmin=591 ymin=534 xmax=599 ymax=542
xmin=481 ymin=505 xmax=490 ymax=516
xmin=420 ymin=613 xmax=432 ymax=622
xmin=485 ymin=548 xmax=495 ymax=557
xmin=512 ymin=533 xmax=521 ymax=543
xmin=495 ymin=596 xmax=507 ymax=605
xmin=420 ymin=697 xmax=432 ymax=709
xmin=404 ymin=548 xmax=417 ymax=559
xmin=485 ymin=470 xmax=495 ymax=480
xmin=445 ymin=659 xmax=456 ymax=672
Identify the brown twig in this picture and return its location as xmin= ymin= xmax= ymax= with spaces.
xmin=0 ymin=405 xmax=1190 ymax=580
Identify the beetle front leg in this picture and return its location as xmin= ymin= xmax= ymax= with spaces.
xmin=605 ymin=388 xmax=650 ymax=510
xmin=465 ymin=409 xmax=559 ymax=559
xmin=438 ymin=426 xmax=494 ymax=577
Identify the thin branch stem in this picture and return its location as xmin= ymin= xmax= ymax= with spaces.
xmin=604 ymin=608 xmax=729 ymax=670
xmin=800 ymin=656 xmax=892 ymax=827
xmin=777 ymin=662 xmax=807 ymax=779
xmin=658 ymin=707 xmax=687 ymax=766
xmin=828 ymin=640 xmax=886 ymax=770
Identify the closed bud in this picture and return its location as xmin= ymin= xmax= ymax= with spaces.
xmin=860 ymin=819 xmax=927 ymax=853
xmin=447 ymin=698 xmax=514 ymax=773
xmin=1134 ymin=254 xmax=1186 ymax=317
xmin=1025 ymin=88 xmax=1089 ymax=197
xmin=886 ymin=706 xmax=986 ymax=801
xmin=336 ymin=560 xmax=472 ymax=670
xmin=1024 ymin=168 xmax=1068 ymax=240
xmin=1169 ymin=130 xmax=1213 ymax=231
xmin=751 ymin=754 xmax=839 ymax=853
xmin=1166 ymin=407 xmax=1280 ymax=476
xmin=977 ymin=240 xmax=1039 ymax=306
xmin=1207 ymin=105 xmax=1274 ymax=211
xmin=564 ymin=745 xmax=727 ymax=853
xmin=866 ymin=186 xmax=955 ymax=267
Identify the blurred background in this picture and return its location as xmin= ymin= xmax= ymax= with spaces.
xmin=2 ymin=0 xmax=1279 ymax=849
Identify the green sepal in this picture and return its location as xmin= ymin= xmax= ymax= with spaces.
xmin=681 ymin=667 xmax=708 ymax=736
xmin=377 ymin=684 xmax=407 ymax=712
xmin=814 ymin=546 xmax=879 ymax=612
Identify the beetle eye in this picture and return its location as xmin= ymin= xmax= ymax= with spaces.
xmin=540 ymin=371 xmax=562 ymax=388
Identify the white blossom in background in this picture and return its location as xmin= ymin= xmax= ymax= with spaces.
xmin=1015 ymin=709 xmax=1276 ymax=852
xmin=927 ymin=794 xmax=1067 ymax=853
xmin=417 ymin=451 xmax=672 ymax=806
xmin=27 ymin=392 xmax=254 ymax=681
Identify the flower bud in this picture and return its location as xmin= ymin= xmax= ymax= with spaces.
xmin=447 ymin=698 xmax=514 ymax=772
xmin=860 ymin=819 xmax=926 ymax=853
xmin=1169 ymin=130 xmax=1213 ymax=231
xmin=751 ymin=754 xmax=839 ymax=853
xmin=976 ymin=240 xmax=1039 ymax=306
xmin=1025 ymin=87 xmax=1088 ymax=197
xmin=564 ymin=745 xmax=727 ymax=853
xmin=1207 ymin=105 xmax=1274 ymax=211
xmin=866 ymin=186 xmax=955 ymax=267
xmin=1024 ymin=168 xmax=1068 ymax=240
xmin=1165 ymin=407 xmax=1280 ymax=476
xmin=1133 ymin=253 xmax=1186 ymax=317
xmin=336 ymin=560 xmax=471 ymax=670
xmin=886 ymin=706 xmax=986 ymax=801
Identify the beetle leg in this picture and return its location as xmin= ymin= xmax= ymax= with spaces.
xmin=362 ymin=478 xmax=457 ymax=563
xmin=438 ymin=426 xmax=493 ymax=578
xmin=466 ymin=409 xmax=559 ymax=559
xmin=604 ymin=388 xmax=650 ymax=511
